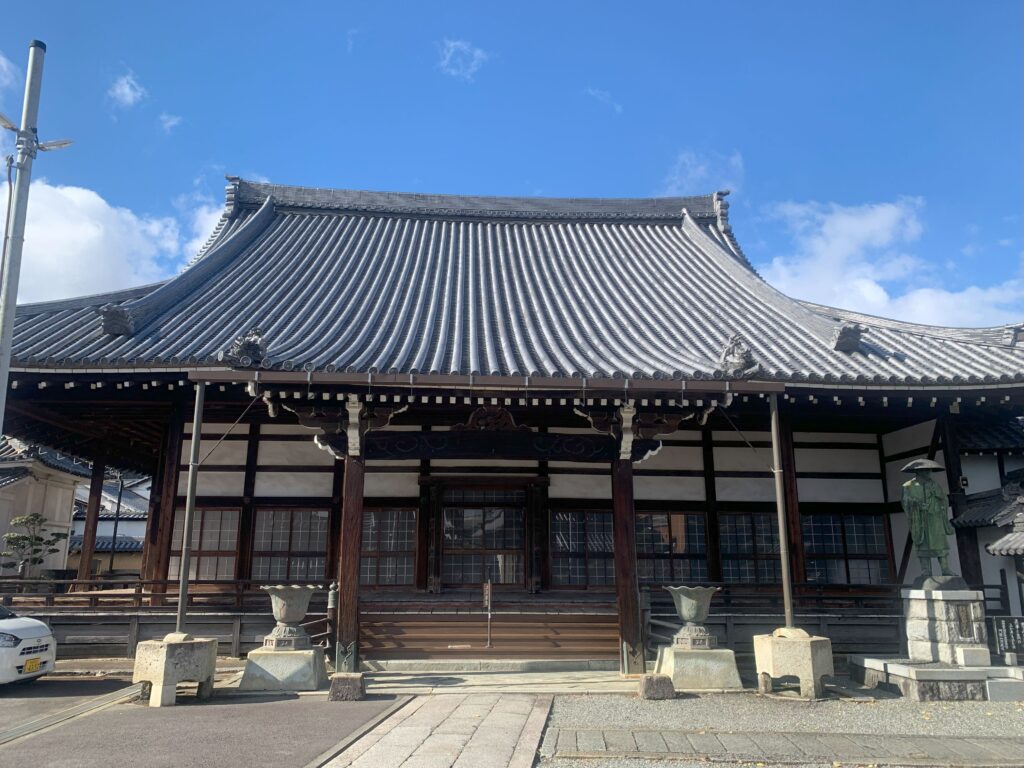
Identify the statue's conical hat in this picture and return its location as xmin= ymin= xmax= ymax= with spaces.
xmin=901 ymin=458 xmax=945 ymax=473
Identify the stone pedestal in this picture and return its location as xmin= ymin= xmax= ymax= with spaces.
xmin=328 ymin=672 xmax=366 ymax=701
xmin=653 ymin=646 xmax=743 ymax=691
xmin=753 ymin=627 xmax=834 ymax=699
xmin=132 ymin=632 xmax=217 ymax=707
xmin=904 ymin=589 xmax=990 ymax=666
xmin=239 ymin=647 xmax=328 ymax=691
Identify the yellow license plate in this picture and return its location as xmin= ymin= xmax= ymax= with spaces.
xmin=23 ymin=658 xmax=41 ymax=674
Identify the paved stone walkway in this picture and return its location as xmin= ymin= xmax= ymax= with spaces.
xmin=540 ymin=726 xmax=1024 ymax=766
xmin=326 ymin=693 xmax=551 ymax=768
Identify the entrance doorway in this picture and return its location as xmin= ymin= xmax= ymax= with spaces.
xmin=440 ymin=487 xmax=527 ymax=587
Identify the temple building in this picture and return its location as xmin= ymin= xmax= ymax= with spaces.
xmin=5 ymin=178 xmax=1024 ymax=671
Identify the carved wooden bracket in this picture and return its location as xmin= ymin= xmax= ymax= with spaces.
xmin=281 ymin=394 xmax=406 ymax=458
xmin=452 ymin=405 xmax=529 ymax=432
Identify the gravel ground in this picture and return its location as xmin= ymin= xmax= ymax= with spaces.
xmin=549 ymin=692 xmax=1024 ymax=739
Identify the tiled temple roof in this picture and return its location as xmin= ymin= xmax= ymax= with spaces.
xmin=11 ymin=178 xmax=1024 ymax=387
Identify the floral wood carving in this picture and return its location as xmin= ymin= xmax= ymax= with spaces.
xmin=452 ymin=405 xmax=529 ymax=432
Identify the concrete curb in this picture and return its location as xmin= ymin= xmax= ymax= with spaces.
xmin=0 ymin=682 xmax=143 ymax=746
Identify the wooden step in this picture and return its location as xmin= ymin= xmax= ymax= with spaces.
xmin=359 ymin=612 xmax=619 ymax=659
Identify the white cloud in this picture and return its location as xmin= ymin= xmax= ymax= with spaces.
xmin=108 ymin=72 xmax=147 ymax=108
xmin=438 ymin=39 xmax=488 ymax=81
xmin=759 ymin=197 xmax=1024 ymax=327
xmin=584 ymin=87 xmax=622 ymax=114
xmin=0 ymin=180 xmax=229 ymax=303
xmin=0 ymin=50 xmax=17 ymax=92
xmin=159 ymin=112 xmax=182 ymax=133
xmin=663 ymin=150 xmax=744 ymax=196
xmin=346 ymin=28 xmax=359 ymax=54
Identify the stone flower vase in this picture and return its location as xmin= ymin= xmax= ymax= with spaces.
xmin=664 ymin=585 xmax=720 ymax=649
xmin=261 ymin=585 xmax=318 ymax=650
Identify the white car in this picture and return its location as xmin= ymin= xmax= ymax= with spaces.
xmin=0 ymin=605 xmax=56 ymax=684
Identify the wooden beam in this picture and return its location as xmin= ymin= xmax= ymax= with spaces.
xmin=611 ymin=457 xmax=645 ymax=674
xmin=75 ymin=458 xmax=106 ymax=587
xmin=336 ymin=454 xmax=365 ymax=672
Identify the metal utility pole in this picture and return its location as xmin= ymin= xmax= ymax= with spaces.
xmin=0 ymin=40 xmax=70 ymax=436
xmin=175 ymin=382 xmax=206 ymax=634
xmin=769 ymin=393 xmax=795 ymax=628
xmin=107 ymin=474 xmax=125 ymax=574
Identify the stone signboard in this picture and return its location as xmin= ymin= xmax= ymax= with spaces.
xmin=989 ymin=617 xmax=1024 ymax=654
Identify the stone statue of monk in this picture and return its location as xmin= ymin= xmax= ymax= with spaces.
xmin=901 ymin=459 xmax=958 ymax=587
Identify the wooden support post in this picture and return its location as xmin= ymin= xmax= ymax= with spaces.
xmin=701 ymin=428 xmax=722 ymax=582
xmin=336 ymin=453 xmax=365 ymax=672
xmin=75 ymin=457 xmax=106 ymax=588
xmin=139 ymin=427 xmax=167 ymax=583
xmin=769 ymin=393 xmax=795 ymax=628
xmin=236 ymin=422 xmax=260 ymax=581
xmin=778 ymin=411 xmax=805 ymax=585
xmin=611 ymin=457 xmax=645 ymax=674
xmin=149 ymin=403 xmax=184 ymax=597
xmin=941 ymin=415 xmax=982 ymax=584
xmin=415 ymin=455 xmax=430 ymax=590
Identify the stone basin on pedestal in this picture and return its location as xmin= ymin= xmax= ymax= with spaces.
xmin=239 ymin=584 xmax=328 ymax=691
xmin=654 ymin=585 xmax=742 ymax=691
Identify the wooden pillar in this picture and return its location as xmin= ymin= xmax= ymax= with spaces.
xmin=336 ymin=453 xmax=365 ymax=672
xmin=151 ymin=404 xmax=185 ymax=589
xmin=778 ymin=412 xmax=805 ymax=584
xmin=611 ymin=457 xmax=645 ymax=674
xmin=327 ymin=458 xmax=345 ymax=583
xmin=236 ymin=422 xmax=260 ymax=581
xmin=941 ymin=415 xmax=982 ymax=584
xmin=701 ymin=428 xmax=722 ymax=581
xmin=415 ymin=456 xmax=431 ymax=590
xmin=140 ymin=427 xmax=167 ymax=582
xmin=75 ymin=458 xmax=106 ymax=586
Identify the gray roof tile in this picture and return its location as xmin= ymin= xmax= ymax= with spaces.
xmin=11 ymin=179 xmax=1024 ymax=386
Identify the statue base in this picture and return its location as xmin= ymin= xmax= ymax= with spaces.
xmin=654 ymin=646 xmax=742 ymax=691
xmin=903 ymin=589 xmax=989 ymax=665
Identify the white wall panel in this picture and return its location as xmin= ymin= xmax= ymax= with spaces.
xmin=715 ymin=477 xmax=775 ymax=501
xmin=795 ymin=448 xmax=880 ymax=474
xmin=962 ymin=455 xmax=1003 ymax=495
xmin=713 ymin=430 xmax=770 ymax=442
xmin=634 ymin=476 xmax=704 ymax=501
xmin=179 ymin=472 xmax=245 ymax=496
xmin=550 ymin=474 xmax=611 ymax=499
xmin=638 ymin=445 xmax=703 ymax=471
xmin=714 ymin=447 xmax=773 ymax=472
xmin=882 ymin=420 xmax=935 ymax=457
xmin=254 ymin=471 xmax=334 ymax=497
xmin=797 ymin=478 xmax=884 ymax=503
xmin=260 ymin=424 xmax=321 ymax=436
xmin=180 ymin=439 xmax=248 ymax=465
xmin=794 ymin=432 xmax=877 ymax=444
xmin=365 ymin=473 xmax=420 ymax=497
xmin=258 ymin=439 xmax=334 ymax=466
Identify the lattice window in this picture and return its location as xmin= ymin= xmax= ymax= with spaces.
xmin=251 ymin=509 xmax=329 ymax=581
xmin=168 ymin=508 xmax=239 ymax=581
xmin=718 ymin=512 xmax=780 ymax=584
xmin=360 ymin=508 xmax=416 ymax=586
xmin=635 ymin=512 xmax=708 ymax=585
xmin=804 ymin=513 xmax=891 ymax=585
xmin=550 ymin=510 xmax=615 ymax=587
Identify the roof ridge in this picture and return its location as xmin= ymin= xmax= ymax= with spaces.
xmin=228 ymin=176 xmax=717 ymax=221
xmin=800 ymin=301 xmax=1023 ymax=347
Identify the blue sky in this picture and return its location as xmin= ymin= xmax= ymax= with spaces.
xmin=0 ymin=0 xmax=1021 ymax=326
